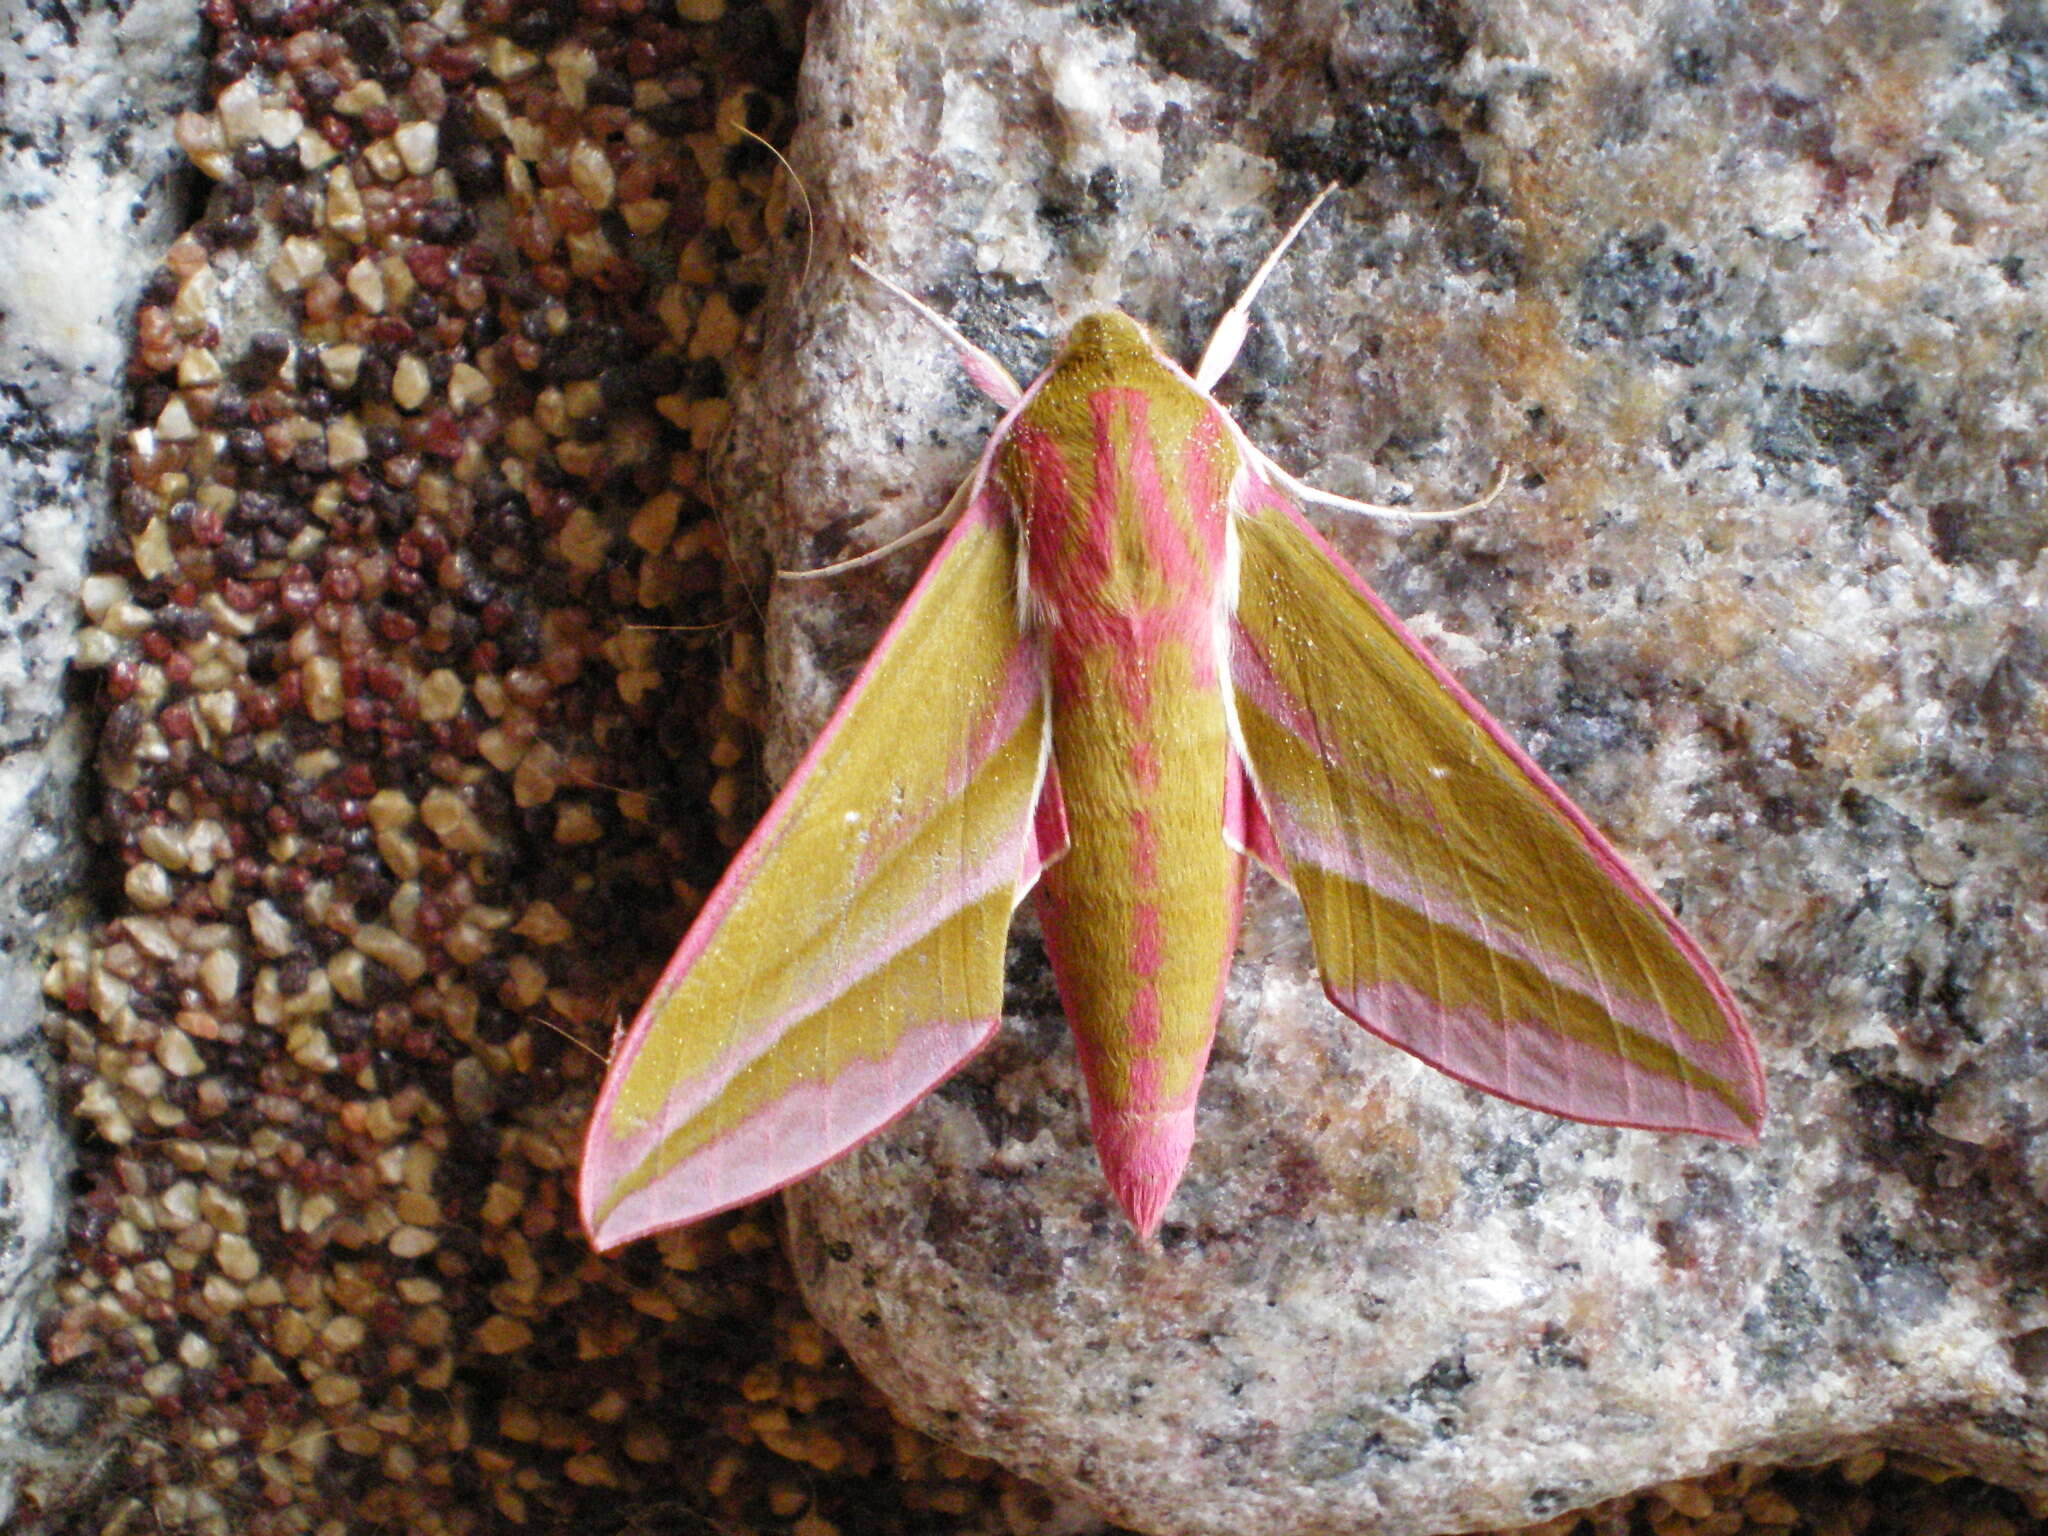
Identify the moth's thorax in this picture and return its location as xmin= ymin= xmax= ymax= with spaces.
xmin=999 ymin=309 xmax=1241 ymax=634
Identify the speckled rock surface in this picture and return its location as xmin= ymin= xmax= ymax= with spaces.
xmin=0 ymin=0 xmax=201 ymax=1518
xmin=712 ymin=3 xmax=2048 ymax=1534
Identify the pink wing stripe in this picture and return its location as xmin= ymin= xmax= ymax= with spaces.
xmin=583 ymin=480 xmax=1048 ymax=1240
xmin=588 ymin=1015 xmax=1000 ymax=1248
xmin=843 ymin=638 xmax=1045 ymax=890
xmin=599 ymin=824 xmax=1041 ymax=1169
xmin=1231 ymin=635 xmax=1750 ymax=1086
xmin=1229 ymin=630 xmax=1451 ymax=833
xmin=1232 ymin=466 xmax=1762 ymax=1124
xmin=1238 ymin=470 xmax=1731 ymax=969
xmin=948 ymin=631 xmax=1048 ymax=802
xmin=1335 ymin=980 xmax=1757 ymax=1141
xmin=630 ymin=487 xmax=1019 ymax=1010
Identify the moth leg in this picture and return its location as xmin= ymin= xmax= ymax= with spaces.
xmin=850 ymin=256 xmax=1024 ymax=409
xmin=1192 ymin=183 xmax=1339 ymax=393
xmin=778 ymin=470 xmax=980 ymax=581
xmin=1257 ymin=451 xmax=1512 ymax=525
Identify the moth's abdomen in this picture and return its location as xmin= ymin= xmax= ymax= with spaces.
xmin=1034 ymin=619 xmax=1242 ymax=1237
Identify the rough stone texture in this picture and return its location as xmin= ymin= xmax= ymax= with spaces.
xmin=711 ymin=2 xmax=2048 ymax=1534
xmin=0 ymin=0 xmax=202 ymax=1519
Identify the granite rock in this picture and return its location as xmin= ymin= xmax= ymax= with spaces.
xmin=711 ymin=2 xmax=2048 ymax=1533
xmin=0 ymin=0 xmax=202 ymax=1519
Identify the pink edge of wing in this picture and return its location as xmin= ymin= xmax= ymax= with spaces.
xmin=578 ymin=801 xmax=1043 ymax=1246
xmin=1328 ymin=980 xmax=1758 ymax=1142
xmin=1235 ymin=467 xmax=1765 ymax=1141
xmin=586 ymin=1014 xmax=1005 ymax=1250
xmin=580 ymin=483 xmax=1044 ymax=1248
xmin=1221 ymin=686 xmax=1740 ymax=1088
xmin=1258 ymin=788 xmax=1763 ymax=1139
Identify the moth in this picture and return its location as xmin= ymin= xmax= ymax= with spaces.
xmin=580 ymin=189 xmax=1766 ymax=1248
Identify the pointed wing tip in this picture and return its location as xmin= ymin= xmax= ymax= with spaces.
xmin=578 ymin=1180 xmax=710 ymax=1254
xmin=1574 ymin=1082 xmax=1768 ymax=1146
xmin=577 ymin=1141 xmax=760 ymax=1252
xmin=577 ymin=1163 xmax=630 ymax=1253
xmin=577 ymin=1138 xmax=692 ymax=1254
xmin=1685 ymin=1038 xmax=1768 ymax=1147
xmin=1314 ymin=973 xmax=1771 ymax=1148
xmin=1701 ymin=1097 xmax=1767 ymax=1147
xmin=581 ymin=1196 xmax=628 ymax=1253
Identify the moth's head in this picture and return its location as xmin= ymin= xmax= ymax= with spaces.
xmin=1062 ymin=309 xmax=1155 ymax=357
xmin=1047 ymin=310 xmax=1180 ymax=389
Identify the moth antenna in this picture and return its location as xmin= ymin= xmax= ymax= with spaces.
xmin=529 ymin=1010 xmax=611 ymax=1064
xmin=1193 ymin=182 xmax=1340 ymax=393
xmin=849 ymin=255 xmax=1025 ymax=408
xmin=620 ymin=617 xmax=739 ymax=634
xmin=1263 ymin=453 xmax=1512 ymax=523
xmin=737 ymin=125 xmax=814 ymax=291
